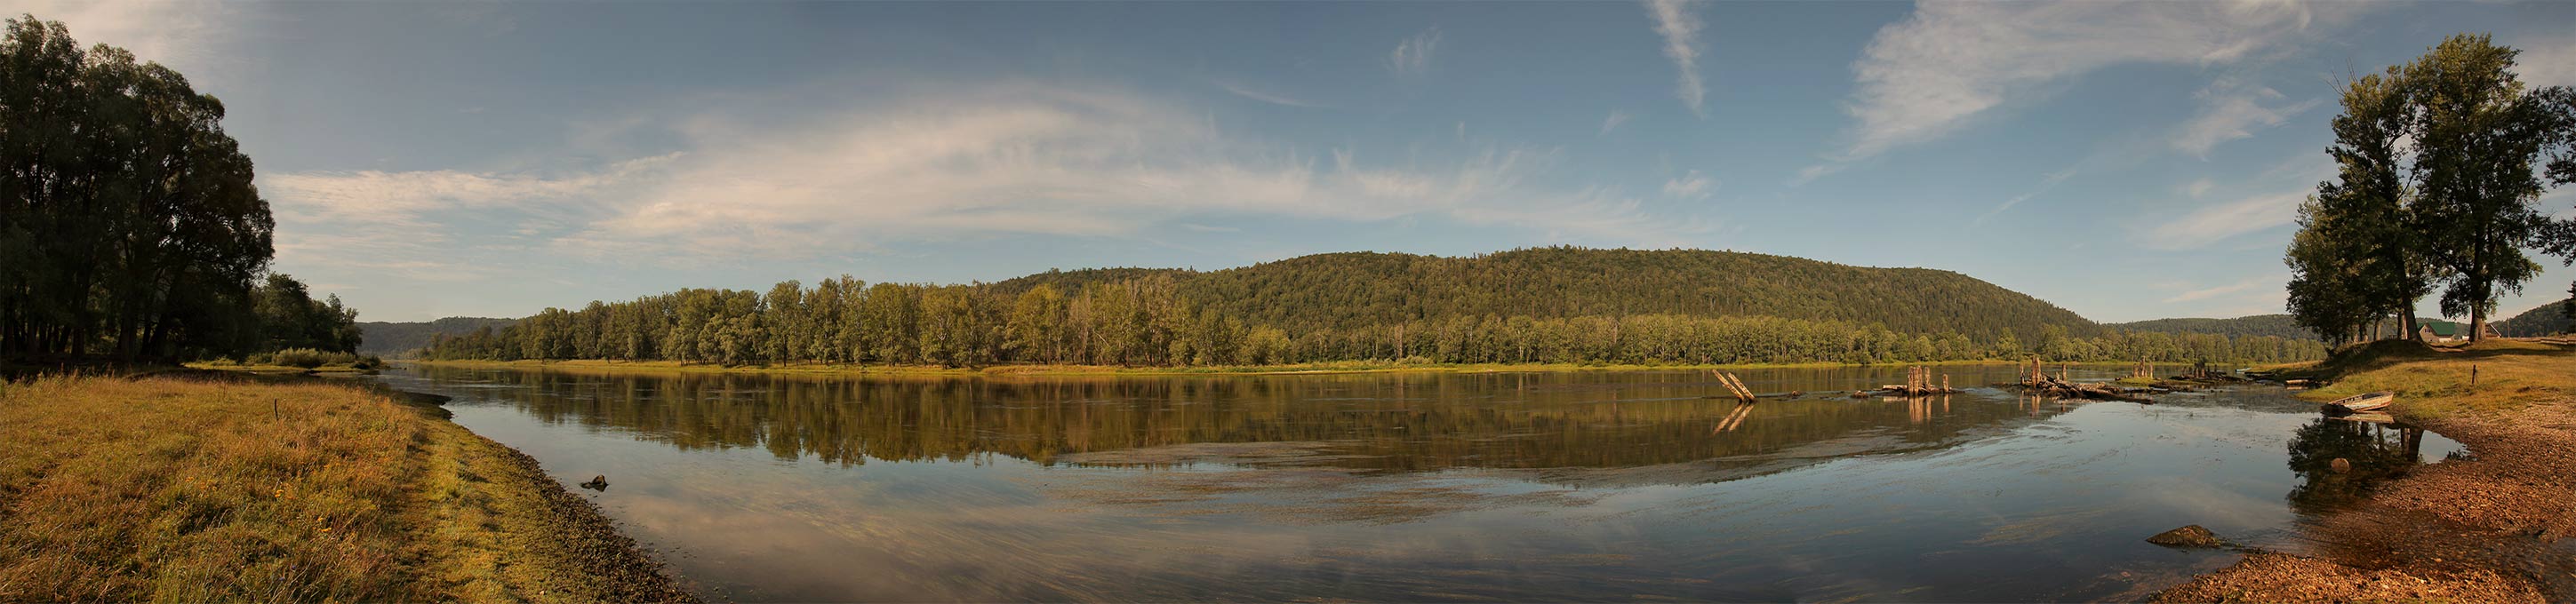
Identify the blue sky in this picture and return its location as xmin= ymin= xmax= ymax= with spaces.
xmin=16 ymin=1 xmax=2576 ymax=323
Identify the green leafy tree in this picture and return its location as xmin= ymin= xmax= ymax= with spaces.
xmin=2 ymin=15 xmax=276 ymax=362
xmin=2405 ymin=35 xmax=2573 ymax=341
xmin=2316 ymin=68 xmax=2432 ymax=339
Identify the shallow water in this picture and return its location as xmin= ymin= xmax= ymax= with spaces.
xmin=377 ymin=364 xmax=2460 ymax=602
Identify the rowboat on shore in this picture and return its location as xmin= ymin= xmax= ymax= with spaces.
xmin=2324 ymin=391 xmax=2396 ymax=414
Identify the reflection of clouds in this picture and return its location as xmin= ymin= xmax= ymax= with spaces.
xmin=418 ymin=365 xmax=2388 ymax=602
xmin=2128 ymin=475 xmax=2295 ymax=531
xmin=1030 ymin=463 xmax=1604 ymax=526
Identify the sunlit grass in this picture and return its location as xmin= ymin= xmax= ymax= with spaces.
xmin=0 ymin=375 xmax=690 ymax=602
xmin=2297 ymin=339 xmax=2576 ymax=420
xmin=0 ymin=376 xmax=421 ymax=600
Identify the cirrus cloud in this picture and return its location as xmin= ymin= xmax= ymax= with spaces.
xmin=1807 ymin=0 xmax=2357 ymax=179
xmin=266 ymin=83 xmax=1713 ymax=265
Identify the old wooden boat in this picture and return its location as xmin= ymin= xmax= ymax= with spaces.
xmin=2324 ymin=391 xmax=2395 ymax=414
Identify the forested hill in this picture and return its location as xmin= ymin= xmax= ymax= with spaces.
xmin=418 ymin=246 xmax=2327 ymax=367
xmin=991 ymin=249 xmax=2099 ymax=344
xmin=2105 ymin=314 xmax=2320 ymax=340
xmin=358 ymin=318 xmax=517 ymax=356
xmin=2495 ymin=299 xmax=2572 ymax=337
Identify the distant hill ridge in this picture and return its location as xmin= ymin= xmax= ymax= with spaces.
xmin=2495 ymin=298 xmax=2573 ymax=337
xmin=358 ymin=317 xmax=517 ymax=356
xmin=990 ymin=248 xmax=2100 ymax=343
xmin=2106 ymin=314 xmax=2320 ymax=341
xmin=399 ymin=248 xmax=2332 ymax=365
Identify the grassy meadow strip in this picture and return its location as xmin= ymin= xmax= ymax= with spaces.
xmin=0 ymin=374 xmax=694 ymax=602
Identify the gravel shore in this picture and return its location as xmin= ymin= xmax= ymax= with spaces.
xmin=2155 ymin=385 xmax=2576 ymax=602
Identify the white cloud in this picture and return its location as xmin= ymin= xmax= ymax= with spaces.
xmin=2172 ymin=79 xmax=2322 ymax=156
xmin=2144 ymin=189 xmax=2308 ymax=250
xmin=268 ymin=84 xmax=1708 ymax=262
xmin=1790 ymin=163 xmax=1840 ymax=187
xmin=9 ymin=0 xmax=244 ymax=81
xmin=1600 ymin=110 xmax=1631 ymax=135
xmin=9 ymin=1 xmax=229 ymax=62
xmin=2513 ymin=33 xmax=2576 ymax=88
xmin=1213 ymin=80 xmax=1326 ymax=108
xmin=1388 ymin=27 xmax=1440 ymax=76
xmin=1974 ymin=168 xmax=2076 ymax=225
xmin=264 ymin=155 xmax=678 ymax=227
xmin=2184 ymin=178 xmax=2216 ymax=199
xmin=1662 ymin=170 xmax=1715 ymax=199
xmin=2164 ymin=278 xmax=2266 ymax=303
xmin=1822 ymin=1 xmax=2346 ymax=172
xmin=1641 ymin=0 xmax=1708 ymax=116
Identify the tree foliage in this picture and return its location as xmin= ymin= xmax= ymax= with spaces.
xmin=1 ymin=15 xmax=281 ymax=362
xmin=252 ymin=274 xmax=362 ymax=354
xmin=2288 ymin=34 xmax=2576 ymax=344
xmin=2106 ymin=314 xmax=2320 ymax=341
xmin=2490 ymin=295 xmax=2573 ymax=337
xmin=421 ymin=250 xmax=2324 ymax=367
xmin=2407 ymin=35 xmax=2572 ymax=336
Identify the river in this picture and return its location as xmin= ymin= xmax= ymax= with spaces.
xmin=374 ymin=363 xmax=2459 ymax=602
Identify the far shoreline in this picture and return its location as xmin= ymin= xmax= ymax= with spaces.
xmin=390 ymin=357 xmax=2164 ymax=378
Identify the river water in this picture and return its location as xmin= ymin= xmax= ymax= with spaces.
xmin=375 ymin=364 xmax=2460 ymax=602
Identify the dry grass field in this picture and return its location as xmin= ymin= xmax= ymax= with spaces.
xmin=0 ymin=374 xmax=694 ymax=602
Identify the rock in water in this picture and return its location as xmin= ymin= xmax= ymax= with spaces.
xmin=2147 ymin=524 xmax=2223 ymax=548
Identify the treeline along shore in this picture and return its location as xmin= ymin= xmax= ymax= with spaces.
xmin=416 ymin=248 xmax=2327 ymax=368
xmin=1 ymin=15 xmax=697 ymax=600
xmin=2162 ymin=36 xmax=2576 ymax=602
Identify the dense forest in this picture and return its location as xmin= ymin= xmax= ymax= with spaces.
xmin=2493 ymin=297 xmax=2573 ymax=337
xmin=988 ymin=248 xmax=2103 ymax=344
xmin=2107 ymin=314 xmax=2320 ymax=341
xmin=0 ymin=16 xmax=356 ymax=362
xmin=357 ymin=317 xmax=516 ymax=356
xmin=2284 ymin=35 xmax=2576 ymax=346
xmin=417 ymin=248 xmax=2325 ymax=367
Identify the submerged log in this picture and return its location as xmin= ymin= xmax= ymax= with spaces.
xmin=2012 ymin=375 xmax=2153 ymax=402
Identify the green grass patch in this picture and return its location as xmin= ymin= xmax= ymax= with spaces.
xmin=0 ymin=374 xmax=691 ymax=602
xmin=2295 ymin=339 xmax=2576 ymax=420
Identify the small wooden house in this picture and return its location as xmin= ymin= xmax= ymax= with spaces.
xmin=2418 ymin=320 xmax=2500 ymax=343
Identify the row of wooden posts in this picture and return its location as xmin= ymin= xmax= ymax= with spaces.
xmin=1900 ymin=365 xmax=1951 ymax=396
xmin=1715 ymin=367 xmax=1960 ymax=401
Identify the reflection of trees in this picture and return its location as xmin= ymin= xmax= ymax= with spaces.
xmin=412 ymin=366 xmax=2063 ymax=477
xmin=2285 ymin=417 xmax=2427 ymax=514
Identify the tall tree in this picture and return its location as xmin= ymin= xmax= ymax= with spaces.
xmin=1 ymin=15 xmax=276 ymax=362
xmin=2285 ymin=207 xmax=2374 ymax=346
xmin=2316 ymin=68 xmax=2431 ymax=340
xmin=2404 ymin=35 xmax=2573 ymax=341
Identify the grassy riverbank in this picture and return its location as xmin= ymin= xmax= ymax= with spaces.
xmin=404 ymin=357 xmax=2050 ymax=378
xmin=0 ymin=373 xmax=695 ymax=602
xmin=2156 ymin=338 xmax=2576 ymax=602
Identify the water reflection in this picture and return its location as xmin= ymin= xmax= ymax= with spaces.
xmin=396 ymin=365 xmax=2060 ymax=482
xmin=2285 ymin=417 xmax=2439 ymax=513
xmin=378 ymin=364 xmax=2463 ymax=602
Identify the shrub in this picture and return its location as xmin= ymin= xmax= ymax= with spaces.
xmin=252 ymin=348 xmax=365 ymax=369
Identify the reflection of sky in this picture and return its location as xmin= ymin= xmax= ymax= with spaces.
xmin=423 ymin=370 xmax=2459 ymax=602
